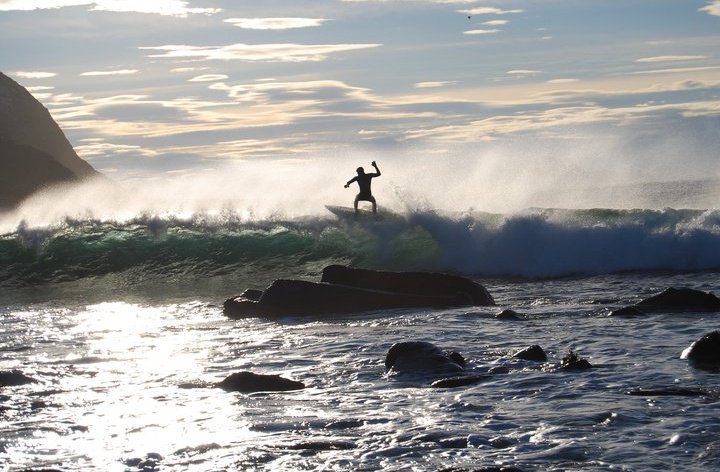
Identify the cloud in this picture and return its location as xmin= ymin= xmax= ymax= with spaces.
xmin=224 ymin=17 xmax=330 ymax=30
xmin=464 ymin=28 xmax=501 ymax=35
xmin=141 ymin=43 xmax=381 ymax=62
xmin=14 ymin=71 xmax=57 ymax=79
xmin=188 ymin=74 xmax=229 ymax=82
xmin=414 ymin=81 xmax=457 ymax=88
xmin=507 ymin=70 xmax=540 ymax=76
xmin=459 ymin=7 xmax=523 ymax=15
xmin=74 ymin=140 xmax=158 ymax=158
xmin=80 ymin=69 xmax=139 ymax=76
xmin=700 ymin=1 xmax=720 ymax=16
xmin=482 ymin=20 xmax=508 ymax=26
xmin=628 ymin=66 xmax=720 ymax=75
xmin=0 ymin=0 xmax=219 ymax=16
xmin=636 ymin=55 xmax=707 ymax=63
xmin=547 ymin=78 xmax=580 ymax=84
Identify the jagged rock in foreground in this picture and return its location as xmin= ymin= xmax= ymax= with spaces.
xmin=0 ymin=72 xmax=100 ymax=209
xmin=224 ymin=265 xmax=495 ymax=318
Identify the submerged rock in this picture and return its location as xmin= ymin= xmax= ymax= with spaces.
xmin=513 ymin=345 xmax=547 ymax=362
xmin=635 ymin=287 xmax=720 ymax=313
xmin=609 ymin=306 xmax=645 ymax=317
xmin=0 ymin=370 xmax=36 ymax=387
xmin=496 ymin=309 xmax=522 ymax=320
xmin=385 ymin=341 xmax=465 ymax=376
xmin=627 ymin=387 xmax=714 ymax=397
xmin=217 ymin=372 xmax=305 ymax=393
xmin=682 ymin=331 xmax=720 ymax=368
xmin=431 ymin=375 xmax=490 ymax=389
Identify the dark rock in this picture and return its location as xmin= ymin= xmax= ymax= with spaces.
xmin=627 ymin=387 xmax=713 ymax=397
xmin=0 ymin=72 xmax=100 ymax=209
xmin=513 ymin=345 xmax=547 ymax=362
xmin=225 ymin=278 xmax=477 ymax=318
xmin=385 ymin=341 xmax=465 ymax=376
xmin=0 ymin=370 xmax=36 ymax=387
xmin=217 ymin=372 xmax=305 ymax=393
xmin=496 ymin=309 xmax=522 ymax=320
xmin=286 ymin=440 xmax=355 ymax=450
xmin=239 ymin=288 xmax=263 ymax=302
xmin=321 ymin=265 xmax=495 ymax=306
xmin=682 ymin=331 xmax=720 ymax=367
xmin=635 ymin=287 xmax=720 ymax=313
xmin=609 ymin=306 xmax=645 ymax=317
xmin=431 ymin=374 xmax=490 ymax=388
xmin=323 ymin=419 xmax=364 ymax=430
xmin=559 ymin=351 xmax=592 ymax=370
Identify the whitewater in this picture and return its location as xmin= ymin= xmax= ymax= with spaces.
xmin=2 ymin=169 xmax=720 ymax=471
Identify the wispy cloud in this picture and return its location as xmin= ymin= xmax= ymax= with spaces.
xmin=636 ymin=55 xmax=707 ymax=63
xmin=483 ymin=20 xmax=508 ymax=26
xmin=464 ymin=29 xmax=501 ymax=35
xmin=628 ymin=66 xmax=720 ymax=75
xmin=414 ymin=81 xmax=457 ymax=88
xmin=547 ymin=78 xmax=580 ymax=84
xmin=188 ymin=74 xmax=229 ymax=82
xmin=80 ymin=69 xmax=139 ymax=76
xmin=141 ymin=43 xmax=381 ymax=63
xmin=700 ymin=0 xmax=720 ymax=16
xmin=507 ymin=70 xmax=540 ymax=76
xmin=224 ymin=17 xmax=330 ymax=30
xmin=14 ymin=71 xmax=57 ymax=79
xmin=0 ymin=0 xmax=219 ymax=16
xmin=459 ymin=7 xmax=523 ymax=15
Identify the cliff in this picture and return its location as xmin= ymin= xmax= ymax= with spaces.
xmin=0 ymin=72 xmax=100 ymax=209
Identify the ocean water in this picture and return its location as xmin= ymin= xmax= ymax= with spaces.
xmin=2 ymin=206 xmax=720 ymax=471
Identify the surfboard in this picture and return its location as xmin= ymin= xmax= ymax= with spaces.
xmin=325 ymin=205 xmax=395 ymax=221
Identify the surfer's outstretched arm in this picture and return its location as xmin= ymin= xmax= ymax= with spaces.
xmin=344 ymin=176 xmax=357 ymax=188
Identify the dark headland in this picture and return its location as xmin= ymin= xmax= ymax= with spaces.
xmin=0 ymin=72 xmax=101 ymax=210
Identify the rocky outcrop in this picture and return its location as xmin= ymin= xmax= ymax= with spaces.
xmin=682 ymin=331 xmax=720 ymax=368
xmin=559 ymin=351 xmax=592 ymax=370
xmin=513 ymin=345 xmax=547 ymax=362
xmin=321 ymin=265 xmax=495 ymax=306
xmin=0 ymin=72 xmax=100 ymax=209
xmin=636 ymin=288 xmax=720 ymax=312
xmin=217 ymin=372 xmax=305 ymax=393
xmin=385 ymin=341 xmax=465 ymax=376
xmin=609 ymin=287 xmax=720 ymax=316
xmin=224 ymin=266 xmax=495 ymax=318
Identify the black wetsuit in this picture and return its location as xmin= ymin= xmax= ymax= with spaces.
xmin=354 ymin=174 xmax=374 ymax=201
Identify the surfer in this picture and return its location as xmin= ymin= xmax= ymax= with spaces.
xmin=344 ymin=161 xmax=381 ymax=215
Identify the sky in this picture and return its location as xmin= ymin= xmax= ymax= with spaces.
xmin=1 ymin=0 xmax=720 ymax=189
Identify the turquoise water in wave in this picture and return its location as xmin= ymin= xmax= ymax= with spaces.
xmin=2 ymin=208 xmax=720 ymax=471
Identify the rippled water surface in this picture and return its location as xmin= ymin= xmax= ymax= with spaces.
xmin=2 ymin=272 xmax=720 ymax=471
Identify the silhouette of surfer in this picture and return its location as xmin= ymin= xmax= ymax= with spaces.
xmin=345 ymin=161 xmax=381 ymax=216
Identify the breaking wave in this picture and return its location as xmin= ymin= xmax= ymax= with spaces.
xmin=2 ymin=207 xmax=720 ymax=287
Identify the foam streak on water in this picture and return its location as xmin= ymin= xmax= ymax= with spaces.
xmin=2 ymin=271 xmax=720 ymax=471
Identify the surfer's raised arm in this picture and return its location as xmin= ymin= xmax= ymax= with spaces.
xmin=370 ymin=161 xmax=381 ymax=177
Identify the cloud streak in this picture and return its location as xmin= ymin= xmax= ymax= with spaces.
xmin=141 ymin=43 xmax=381 ymax=62
xmin=224 ymin=17 xmax=330 ymax=30
xmin=80 ymin=69 xmax=139 ymax=76
xmin=0 ymin=0 xmax=219 ymax=16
